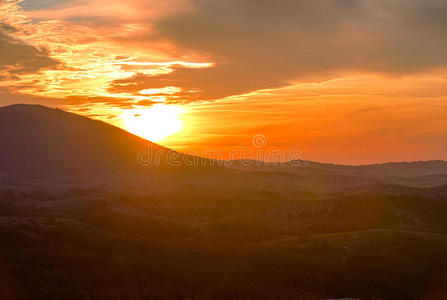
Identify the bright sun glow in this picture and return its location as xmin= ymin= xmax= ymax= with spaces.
xmin=121 ymin=104 xmax=184 ymax=142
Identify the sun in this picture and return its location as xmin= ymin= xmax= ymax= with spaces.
xmin=120 ymin=104 xmax=184 ymax=142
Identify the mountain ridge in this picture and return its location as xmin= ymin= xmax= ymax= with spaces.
xmin=0 ymin=103 xmax=218 ymax=176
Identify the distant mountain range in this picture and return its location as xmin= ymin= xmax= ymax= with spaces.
xmin=227 ymin=159 xmax=447 ymax=188
xmin=228 ymin=158 xmax=447 ymax=177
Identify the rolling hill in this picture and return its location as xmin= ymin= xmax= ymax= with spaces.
xmin=0 ymin=104 xmax=217 ymax=177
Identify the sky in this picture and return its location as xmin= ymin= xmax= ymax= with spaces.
xmin=1 ymin=0 xmax=447 ymax=164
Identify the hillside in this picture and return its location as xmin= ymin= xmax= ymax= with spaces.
xmin=0 ymin=104 xmax=216 ymax=176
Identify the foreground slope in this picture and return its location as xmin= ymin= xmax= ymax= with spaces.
xmin=2 ymin=171 xmax=447 ymax=299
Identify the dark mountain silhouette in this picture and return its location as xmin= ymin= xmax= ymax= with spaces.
xmin=0 ymin=104 xmax=215 ymax=176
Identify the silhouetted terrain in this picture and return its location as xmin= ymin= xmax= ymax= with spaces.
xmin=0 ymin=104 xmax=217 ymax=177
xmin=1 ymin=105 xmax=447 ymax=299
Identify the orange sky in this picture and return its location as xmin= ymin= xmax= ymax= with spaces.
xmin=1 ymin=0 xmax=447 ymax=164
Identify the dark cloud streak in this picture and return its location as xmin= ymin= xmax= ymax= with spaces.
xmin=0 ymin=24 xmax=59 ymax=77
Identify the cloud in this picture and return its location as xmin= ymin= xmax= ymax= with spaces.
xmin=19 ymin=0 xmax=71 ymax=11
xmin=23 ymin=0 xmax=190 ymax=22
xmin=0 ymin=24 xmax=58 ymax=77
xmin=4 ymin=0 xmax=447 ymax=105
xmin=109 ymin=64 xmax=289 ymax=102
xmin=0 ymin=22 xmax=17 ymax=32
xmin=118 ymin=0 xmax=447 ymax=101
xmin=0 ymin=0 xmax=203 ymax=103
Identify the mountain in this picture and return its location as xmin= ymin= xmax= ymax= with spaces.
xmin=226 ymin=159 xmax=447 ymax=187
xmin=228 ymin=159 xmax=447 ymax=177
xmin=0 ymin=104 xmax=217 ymax=177
xmin=305 ymin=160 xmax=447 ymax=177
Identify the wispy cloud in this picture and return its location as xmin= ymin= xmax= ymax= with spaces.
xmin=0 ymin=0 xmax=208 ymax=107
